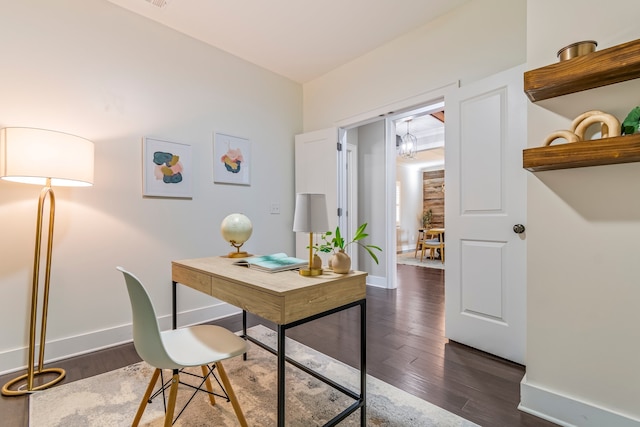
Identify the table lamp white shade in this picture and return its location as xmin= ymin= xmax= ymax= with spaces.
xmin=0 ymin=127 xmax=94 ymax=187
xmin=293 ymin=193 xmax=329 ymax=233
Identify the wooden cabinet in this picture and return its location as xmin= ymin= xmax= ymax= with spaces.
xmin=522 ymin=39 xmax=640 ymax=171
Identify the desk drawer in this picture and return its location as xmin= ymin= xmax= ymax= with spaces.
xmin=172 ymin=264 xmax=212 ymax=294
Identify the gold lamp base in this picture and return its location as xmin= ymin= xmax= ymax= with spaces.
xmin=2 ymin=367 xmax=66 ymax=396
xmin=299 ymin=267 xmax=323 ymax=276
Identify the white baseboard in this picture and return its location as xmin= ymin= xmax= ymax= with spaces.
xmin=519 ymin=375 xmax=640 ymax=427
xmin=366 ymin=274 xmax=387 ymax=288
xmin=0 ymin=302 xmax=240 ymax=376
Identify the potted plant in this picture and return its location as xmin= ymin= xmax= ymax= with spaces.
xmin=314 ymin=223 xmax=382 ymax=273
xmin=422 ymin=209 xmax=433 ymax=229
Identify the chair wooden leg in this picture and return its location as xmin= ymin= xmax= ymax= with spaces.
xmin=215 ymin=361 xmax=247 ymax=427
xmin=132 ymin=368 xmax=161 ymax=427
xmin=201 ymin=365 xmax=216 ymax=406
xmin=164 ymin=372 xmax=180 ymax=427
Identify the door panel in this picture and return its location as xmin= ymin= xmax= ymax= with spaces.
xmin=445 ymin=65 xmax=527 ymax=364
xmin=461 ymin=240 xmax=504 ymax=319
xmin=461 ymin=90 xmax=504 ymax=211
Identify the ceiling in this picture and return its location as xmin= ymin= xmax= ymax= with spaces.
xmin=105 ymin=0 xmax=470 ymax=83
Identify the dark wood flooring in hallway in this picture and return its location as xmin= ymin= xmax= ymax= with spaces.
xmin=0 ymin=263 xmax=556 ymax=426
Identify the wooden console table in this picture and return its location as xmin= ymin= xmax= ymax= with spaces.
xmin=171 ymin=256 xmax=368 ymax=426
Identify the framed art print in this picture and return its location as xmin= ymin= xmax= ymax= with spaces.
xmin=142 ymin=137 xmax=192 ymax=198
xmin=213 ymin=132 xmax=251 ymax=186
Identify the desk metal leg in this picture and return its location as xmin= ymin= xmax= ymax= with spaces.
xmin=172 ymin=281 xmax=177 ymax=330
xmin=242 ymin=310 xmax=248 ymax=361
xmin=360 ymin=299 xmax=367 ymax=425
xmin=277 ymin=324 xmax=285 ymax=427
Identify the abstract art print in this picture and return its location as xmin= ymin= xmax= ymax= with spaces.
xmin=142 ymin=137 xmax=192 ymax=198
xmin=213 ymin=132 xmax=250 ymax=186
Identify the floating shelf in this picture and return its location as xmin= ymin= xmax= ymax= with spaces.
xmin=523 ymin=133 xmax=640 ymax=172
xmin=523 ymin=38 xmax=640 ymax=171
xmin=524 ymin=39 xmax=640 ymax=102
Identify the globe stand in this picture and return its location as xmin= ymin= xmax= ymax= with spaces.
xmin=227 ymin=240 xmax=251 ymax=258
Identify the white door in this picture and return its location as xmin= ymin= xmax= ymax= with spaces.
xmin=444 ymin=65 xmax=527 ymax=364
xmin=294 ymin=128 xmax=343 ymax=262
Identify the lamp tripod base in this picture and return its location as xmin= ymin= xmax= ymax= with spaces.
xmin=1 ymin=367 xmax=66 ymax=396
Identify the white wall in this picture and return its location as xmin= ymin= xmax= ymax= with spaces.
xmin=303 ymin=0 xmax=526 ymax=132
xmin=0 ymin=0 xmax=302 ymax=374
xmin=521 ymin=1 xmax=640 ymax=425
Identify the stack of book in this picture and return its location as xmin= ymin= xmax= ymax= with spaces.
xmin=233 ymin=253 xmax=308 ymax=273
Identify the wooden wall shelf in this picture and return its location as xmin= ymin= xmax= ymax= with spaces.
xmin=523 ymin=134 xmax=640 ymax=172
xmin=523 ymin=38 xmax=640 ymax=171
xmin=524 ymin=39 xmax=640 ymax=102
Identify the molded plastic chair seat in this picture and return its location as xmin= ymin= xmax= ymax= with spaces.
xmin=117 ymin=266 xmax=248 ymax=427
xmin=160 ymin=325 xmax=247 ymax=368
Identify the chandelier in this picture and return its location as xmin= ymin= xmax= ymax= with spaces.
xmin=398 ymin=119 xmax=417 ymax=159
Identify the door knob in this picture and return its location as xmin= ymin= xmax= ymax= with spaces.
xmin=513 ymin=224 xmax=525 ymax=234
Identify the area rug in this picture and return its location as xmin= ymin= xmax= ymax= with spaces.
xmin=29 ymin=325 xmax=474 ymax=426
xmin=396 ymin=252 xmax=444 ymax=270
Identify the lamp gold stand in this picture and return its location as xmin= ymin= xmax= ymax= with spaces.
xmin=2 ymin=179 xmax=66 ymax=396
xmin=299 ymin=232 xmax=323 ymax=276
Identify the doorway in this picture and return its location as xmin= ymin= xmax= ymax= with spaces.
xmin=333 ymin=96 xmax=447 ymax=289
xmin=389 ymin=101 xmax=445 ymax=275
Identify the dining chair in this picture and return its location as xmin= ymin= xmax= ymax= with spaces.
xmin=420 ymin=229 xmax=445 ymax=263
xmin=117 ymin=266 xmax=248 ymax=427
xmin=414 ymin=228 xmax=427 ymax=258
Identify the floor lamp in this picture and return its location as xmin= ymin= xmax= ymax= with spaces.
xmin=0 ymin=127 xmax=94 ymax=396
xmin=293 ymin=193 xmax=329 ymax=276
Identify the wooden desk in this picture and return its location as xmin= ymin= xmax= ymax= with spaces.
xmin=171 ymin=256 xmax=368 ymax=426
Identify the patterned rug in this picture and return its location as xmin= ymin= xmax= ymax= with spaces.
xmin=29 ymin=326 xmax=473 ymax=426
xmin=396 ymin=252 xmax=444 ymax=270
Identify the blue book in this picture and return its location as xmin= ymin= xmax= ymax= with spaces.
xmin=234 ymin=253 xmax=308 ymax=273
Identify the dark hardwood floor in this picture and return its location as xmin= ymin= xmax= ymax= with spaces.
xmin=1 ymin=264 xmax=556 ymax=426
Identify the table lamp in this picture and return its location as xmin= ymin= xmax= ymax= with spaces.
xmin=292 ymin=193 xmax=329 ymax=276
xmin=0 ymin=127 xmax=94 ymax=396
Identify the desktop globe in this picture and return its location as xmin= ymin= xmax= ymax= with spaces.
xmin=220 ymin=213 xmax=253 ymax=258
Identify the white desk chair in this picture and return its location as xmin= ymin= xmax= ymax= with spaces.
xmin=117 ymin=267 xmax=248 ymax=427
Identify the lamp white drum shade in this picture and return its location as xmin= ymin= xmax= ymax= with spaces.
xmin=293 ymin=193 xmax=329 ymax=233
xmin=0 ymin=127 xmax=94 ymax=187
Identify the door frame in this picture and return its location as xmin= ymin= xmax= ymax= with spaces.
xmin=336 ymin=83 xmax=458 ymax=289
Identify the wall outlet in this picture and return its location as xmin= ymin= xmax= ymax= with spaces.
xmin=270 ymin=202 xmax=280 ymax=214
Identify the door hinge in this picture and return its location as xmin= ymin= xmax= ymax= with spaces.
xmin=337 ymin=207 xmax=343 ymax=217
xmin=337 ymin=142 xmax=342 ymax=151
